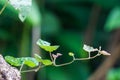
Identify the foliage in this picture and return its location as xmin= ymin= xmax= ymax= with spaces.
xmin=5 ymin=56 xmax=39 ymax=67
xmin=0 ymin=0 xmax=118 ymax=80
xmin=0 ymin=0 xmax=32 ymax=22
xmin=4 ymin=39 xmax=110 ymax=73
xmin=105 ymin=7 xmax=120 ymax=31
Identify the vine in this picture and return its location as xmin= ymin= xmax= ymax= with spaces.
xmin=5 ymin=39 xmax=111 ymax=73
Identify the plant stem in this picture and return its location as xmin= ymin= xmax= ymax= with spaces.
xmin=20 ymin=62 xmax=25 ymax=72
xmin=88 ymin=52 xmax=90 ymax=58
xmin=53 ymin=56 xmax=75 ymax=67
xmin=0 ymin=0 xmax=8 ymax=15
xmin=21 ymin=65 xmax=45 ymax=73
xmin=53 ymin=53 xmax=101 ymax=67
xmin=49 ymin=52 xmax=54 ymax=61
xmin=75 ymin=53 xmax=101 ymax=61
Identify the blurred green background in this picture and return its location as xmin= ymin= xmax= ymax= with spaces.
xmin=1 ymin=0 xmax=120 ymax=80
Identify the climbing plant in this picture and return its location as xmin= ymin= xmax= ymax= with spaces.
xmin=5 ymin=39 xmax=110 ymax=73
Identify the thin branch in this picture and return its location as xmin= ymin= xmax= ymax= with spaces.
xmin=19 ymin=62 xmax=25 ymax=72
xmin=54 ymin=59 xmax=74 ymax=67
xmin=0 ymin=0 xmax=8 ymax=15
xmin=75 ymin=54 xmax=101 ymax=61
xmin=21 ymin=65 xmax=45 ymax=73
xmin=49 ymin=52 xmax=54 ymax=62
xmin=53 ymin=53 xmax=101 ymax=67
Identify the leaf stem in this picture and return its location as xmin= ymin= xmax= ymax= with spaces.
xmin=53 ymin=53 xmax=101 ymax=67
xmin=19 ymin=61 xmax=25 ymax=72
xmin=75 ymin=53 xmax=101 ymax=61
xmin=49 ymin=52 xmax=54 ymax=61
xmin=53 ymin=56 xmax=75 ymax=67
xmin=21 ymin=65 xmax=45 ymax=73
xmin=0 ymin=0 xmax=8 ymax=15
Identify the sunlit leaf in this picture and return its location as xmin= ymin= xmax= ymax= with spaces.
xmin=36 ymin=39 xmax=59 ymax=52
xmin=36 ymin=39 xmax=50 ymax=46
xmin=40 ymin=45 xmax=59 ymax=52
xmin=5 ymin=56 xmax=22 ymax=66
xmin=20 ymin=57 xmax=39 ymax=67
xmin=83 ymin=44 xmax=98 ymax=52
xmin=8 ymin=0 xmax=32 ymax=22
xmin=41 ymin=59 xmax=53 ymax=66
xmin=34 ymin=54 xmax=42 ymax=62
xmin=5 ymin=56 xmax=39 ymax=68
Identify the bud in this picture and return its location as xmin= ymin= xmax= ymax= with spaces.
xmin=68 ymin=52 xmax=74 ymax=56
xmin=99 ymin=50 xmax=111 ymax=56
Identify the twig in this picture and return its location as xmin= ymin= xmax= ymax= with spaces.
xmin=19 ymin=61 xmax=25 ymax=72
xmin=53 ymin=53 xmax=101 ymax=67
xmin=49 ymin=52 xmax=54 ymax=61
xmin=0 ymin=0 xmax=8 ymax=15
xmin=21 ymin=65 xmax=45 ymax=73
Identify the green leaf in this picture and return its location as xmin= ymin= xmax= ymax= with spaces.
xmin=40 ymin=45 xmax=59 ymax=52
xmin=5 ymin=56 xmax=22 ymax=66
xmin=105 ymin=7 xmax=120 ymax=31
xmin=34 ymin=54 xmax=52 ymax=66
xmin=5 ymin=56 xmax=39 ymax=68
xmin=8 ymin=0 xmax=32 ymax=22
xmin=34 ymin=54 xmax=42 ymax=62
xmin=41 ymin=59 xmax=53 ymax=66
xmin=36 ymin=39 xmax=59 ymax=52
xmin=83 ymin=44 xmax=98 ymax=52
xmin=20 ymin=57 xmax=39 ymax=68
xmin=36 ymin=39 xmax=50 ymax=46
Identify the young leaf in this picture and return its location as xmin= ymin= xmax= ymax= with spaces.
xmin=8 ymin=0 xmax=32 ymax=22
xmin=5 ymin=56 xmax=22 ymax=66
xmin=52 ymin=53 xmax=62 ymax=59
xmin=5 ymin=56 xmax=39 ymax=68
xmin=34 ymin=54 xmax=42 ymax=62
xmin=36 ymin=39 xmax=50 ymax=46
xmin=99 ymin=50 xmax=111 ymax=56
xmin=19 ymin=57 xmax=39 ymax=68
xmin=40 ymin=45 xmax=59 ymax=52
xmin=36 ymin=39 xmax=59 ymax=52
xmin=34 ymin=54 xmax=52 ymax=66
xmin=41 ymin=59 xmax=53 ymax=66
xmin=83 ymin=44 xmax=98 ymax=52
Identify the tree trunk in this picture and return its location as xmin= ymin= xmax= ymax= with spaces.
xmin=0 ymin=55 xmax=21 ymax=80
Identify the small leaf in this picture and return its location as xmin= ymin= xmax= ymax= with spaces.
xmin=41 ymin=60 xmax=53 ymax=66
xmin=36 ymin=39 xmax=59 ymax=52
xmin=40 ymin=45 xmax=59 ymax=52
xmin=5 ymin=56 xmax=39 ymax=68
xmin=99 ymin=50 xmax=111 ymax=56
xmin=8 ymin=0 xmax=32 ymax=22
xmin=52 ymin=54 xmax=57 ymax=59
xmin=34 ymin=54 xmax=42 ymax=62
xmin=5 ymin=56 xmax=22 ymax=66
xmin=57 ymin=53 xmax=62 ymax=56
xmin=83 ymin=44 xmax=98 ymax=52
xmin=36 ymin=39 xmax=50 ymax=46
xmin=34 ymin=54 xmax=52 ymax=66
xmin=68 ymin=52 xmax=74 ymax=56
xmin=20 ymin=57 xmax=39 ymax=67
xmin=52 ymin=53 xmax=62 ymax=59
